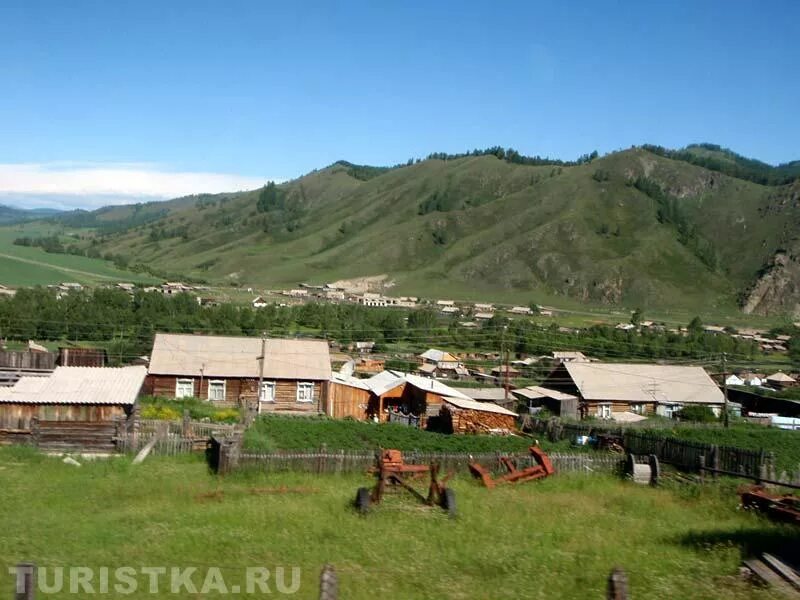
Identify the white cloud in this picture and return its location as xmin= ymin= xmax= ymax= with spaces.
xmin=0 ymin=162 xmax=277 ymax=210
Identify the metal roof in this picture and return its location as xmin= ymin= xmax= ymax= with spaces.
xmin=449 ymin=387 xmax=508 ymax=401
xmin=442 ymin=396 xmax=518 ymax=417
xmin=419 ymin=349 xmax=459 ymax=363
xmin=148 ymin=333 xmax=331 ymax=380
xmin=513 ymin=386 xmax=578 ymax=401
xmin=563 ymin=362 xmax=724 ymax=405
xmin=362 ymin=370 xmax=473 ymax=401
xmin=767 ymin=371 xmax=796 ymax=383
xmin=0 ymin=366 xmax=146 ymax=405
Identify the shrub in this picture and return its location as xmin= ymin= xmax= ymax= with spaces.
xmin=141 ymin=405 xmax=182 ymax=420
xmin=675 ymin=405 xmax=717 ymax=423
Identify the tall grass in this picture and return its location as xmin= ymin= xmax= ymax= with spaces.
xmin=0 ymin=449 xmax=793 ymax=599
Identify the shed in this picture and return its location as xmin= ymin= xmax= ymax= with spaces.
xmin=439 ymin=396 xmax=518 ymax=433
xmin=0 ymin=366 xmax=146 ymax=433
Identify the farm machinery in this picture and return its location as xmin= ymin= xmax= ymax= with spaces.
xmin=468 ymin=446 xmax=555 ymax=488
xmin=354 ymin=449 xmax=457 ymax=517
xmin=739 ymin=485 xmax=800 ymax=525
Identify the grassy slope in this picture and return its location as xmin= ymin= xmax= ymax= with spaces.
xmin=0 ymin=449 xmax=793 ymax=599
xmin=0 ymin=225 xmax=159 ymax=286
xmin=22 ymin=148 xmax=800 ymax=314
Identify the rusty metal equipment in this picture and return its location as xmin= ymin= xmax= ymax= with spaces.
xmin=739 ymin=485 xmax=800 ymax=525
xmin=355 ymin=449 xmax=456 ymax=517
xmin=468 ymin=446 xmax=555 ymax=488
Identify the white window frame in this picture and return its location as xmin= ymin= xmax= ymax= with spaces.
xmin=296 ymin=382 xmax=315 ymax=404
xmin=176 ymin=378 xmax=194 ymax=399
xmin=664 ymin=403 xmax=683 ymax=418
xmin=631 ymin=403 xmax=646 ymax=415
xmin=207 ymin=379 xmax=226 ymax=402
xmin=260 ymin=381 xmax=276 ymax=403
xmin=597 ymin=403 xmax=612 ymax=419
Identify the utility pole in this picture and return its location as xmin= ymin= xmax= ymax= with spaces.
xmin=502 ymin=325 xmax=510 ymax=404
xmin=257 ymin=331 xmax=267 ymax=414
xmin=722 ymin=352 xmax=729 ymax=428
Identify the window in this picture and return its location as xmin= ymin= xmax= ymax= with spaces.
xmin=597 ymin=403 xmax=612 ymax=419
xmin=260 ymin=381 xmax=276 ymax=403
xmin=296 ymin=382 xmax=315 ymax=403
xmin=208 ymin=380 xmax=226 ymax=402
xmin=663 ymin=403 xmax=683 ymax=418
xmin=631 ymin=403 xmax=646 ymax=415
xmin=176 ymin=378 xmax=194 ymax=399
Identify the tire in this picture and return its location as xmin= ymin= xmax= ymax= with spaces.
xmin=442 ymin=488 xmax=457 ymax=518
xmin=355 ymin=487 xmax=371 ymax=514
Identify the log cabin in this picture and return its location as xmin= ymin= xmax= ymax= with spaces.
xmin=543 ymin=362 xmax=725 ymax=421
xmin=145 ymin=333 xmax=332 ymax=413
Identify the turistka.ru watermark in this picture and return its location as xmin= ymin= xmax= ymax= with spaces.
xmin=9 ymin=565 xmax=301 ymax=595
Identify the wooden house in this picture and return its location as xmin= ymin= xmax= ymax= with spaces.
xmin=543 ymin=362 xmax=724 ymax=421
xmin=766 ymin=371 xmax=797 ymax=390
xmin=145 ymin=333 xmax=331 ymax=413
xmin=418 ymin=348 xmax=468 ymax=379
xmin=0 ymin=366 xmax=145 ymax=436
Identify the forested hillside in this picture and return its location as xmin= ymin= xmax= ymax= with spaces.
xmin=29 ymin=145 xmax=800 ymax=315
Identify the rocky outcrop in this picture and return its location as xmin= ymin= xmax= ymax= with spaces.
xmin=742 ymin=251 xmax=800 ymax=316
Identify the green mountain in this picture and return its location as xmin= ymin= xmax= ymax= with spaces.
xmin=52 ymin=145 xmax=800 ymax=315
xmin=0 ymin=205 xmax=62 ymax=225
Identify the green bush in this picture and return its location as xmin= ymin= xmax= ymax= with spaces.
xmin=675 ymin=405 xmax=717 ymax=423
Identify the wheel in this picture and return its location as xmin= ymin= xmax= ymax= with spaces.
xmin=442 ymin=488 xmax=457 ymax=518
xmin=355 ymin=487 xmax=371 ymax=514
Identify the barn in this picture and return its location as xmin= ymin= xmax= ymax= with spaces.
xmin=0 ymin=366 xmax=146 ymax=444
xmin=145 ymin=333 xmax=332 ymax=413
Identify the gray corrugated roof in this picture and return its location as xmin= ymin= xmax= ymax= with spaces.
xmin=0 ymin=366 xmax=146 ymax=405
xmin=513 ymin=386 xmax=578 ymax=401
xmin=442 ymin=396 xmax=518 ymax=417
xmin=564 ymin=362 xmax=724 ymax=405
xmin=148 ymin=333 xmax=331 ymax=380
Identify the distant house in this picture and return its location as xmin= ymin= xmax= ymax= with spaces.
xmin=0 ymin=284 xmax=16 ymax=297
xmin=145 ymin=333 xmax=331 ymax=412
xmin=474 ymin=303 xmax=493 ymax=312
xmin=354 ymin=341 xmax=375 ymax=353
xmin=725 ymin=374 xmax=745 ymax=387
xmin=615 ymin=323 xmax=636 ymax=331
xmin=436 ymin=300 xmax=455 ymax=307
xmin=161 ymin=282 xmax=193 ymax=295
xmin=355 ymin=357 xmax=384 ymax=374
xmin=116 ymin=283 xmax=135 ymax=293
xmin=766 ymin=371 xmax=797 ymax=390
xmin=459 ymin=321 xmax=478 ymax=328
xmin=544 ymin=362 xmax=725 ymax=420
xmin=286 ymin=289 xmax=308 ymax=297
xmin=490 ymin=365 xmax=520 ymax=379
xmin=252 ymin=296 xmax=268 ymax=308
xmin=474 ymin=312 xmax=494 ymax=320
xmin=509 ymin=306 xmax=532 ymax=315
xmin=0 ymin=366 xmax=146 ymax=436
xmin=704 ymin=325 xmax=726 ymax=334
xmin=440 ymin=306 xmax=460 ymax=315
xmin=552 ymin=351 xmax=589 ymax=364
xmin=418 ymin=349 xmax=468 ymax=378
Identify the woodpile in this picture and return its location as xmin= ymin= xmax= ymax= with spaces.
xmin=445 ymin=407 xmax=515 ymax=434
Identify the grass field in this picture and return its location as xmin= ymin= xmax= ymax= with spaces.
xmin=0 ymin=448 xmax=795 ymax=599
xmin=0 ymin=226 xmax=158 ymax=286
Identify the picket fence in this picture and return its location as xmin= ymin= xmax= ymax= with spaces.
xmin=236 ymin=449 xmax=623 ymax=475
xmin=115 ymin=419 xmax=237 ymax=456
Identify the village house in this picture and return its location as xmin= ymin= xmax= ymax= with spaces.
xmin=552 ymin=351 xmax=590 ymax=364
xmin=766 ymin=371 xmax=797 ymax=390
xmin=286 ymin=289 xmax=308 ymax=297
xmin=725 ymin=374 xmax=745 ymax=387
xmin=0 ymin=284 xmax=16 ymax=297
xmin=145 ymin=333 xmax=332 ymax=413
xmin=543 ymin=362 xmax=725 ymax=421
xmin=252 ymin=296 xmax=269 ymax=308
xmin=474 ymin=312 xmax=494 ymax=320
xmin=509 ymin=306 xmax=532 ymax=315
xmin=440 ymin=306 xmax=460 ymax=315
xmin=161 ymin=282 xmax=193 ymax=295
xmin=436 ymin=299 xmax=455 ymax=307
xmin=473 ymin=303 xmax=494 ymax=312
xmin=417 ymin=348 xmax=469 ymax=378
xmin=0 ymin=366 xmax=146 ymax=441
xmin=325 ymin=370 xmax=516 ymax=432
xmin=490 ymin=364 xmax=520 ymax=380
xmin=354 ymin=357 xmax=384 ymax=374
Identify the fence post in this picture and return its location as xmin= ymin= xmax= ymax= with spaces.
xmin=319 ymin=565 xmax=337 ymax=600
xmin=29 ymin=417 xmax=40 ymax=448
xmin=607 ymin=566 xmax=628 ymax=600
xmin=699 ymin=455 xmax=705 ymax=484
xmin=182 ymin=410 xmax=191 ymax=438
xmin=318 ymin=444 xmax=328 ymax=474
xmin=710 ymin=445 xmax=719 ymax=480
xmin=648 ymin=455 xmax=659 ymax=486
xmin=14 ymin=562 xmax=36 ymax=600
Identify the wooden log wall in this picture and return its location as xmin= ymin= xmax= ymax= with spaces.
xmin=0 ymin=403 xmax=127 ymax=431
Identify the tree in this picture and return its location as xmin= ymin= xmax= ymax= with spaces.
xmin=630 ymin=308 xmax=642 ymax=327
xmin=528 ymin=301 xmax=540 ymax=314
xmin=687 ymin=316 xmax=704 ymax=335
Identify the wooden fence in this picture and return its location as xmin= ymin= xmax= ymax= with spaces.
xmin=527 ymin=418 xmax=774 ymax=479
xmin=230 ymin=448 xmax=623 ymax=475
xmin=115 ymin=418 xmax=237 ymax=456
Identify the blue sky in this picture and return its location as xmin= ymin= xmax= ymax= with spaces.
xmin=0 ymin=1 xmax=798 ymax=208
